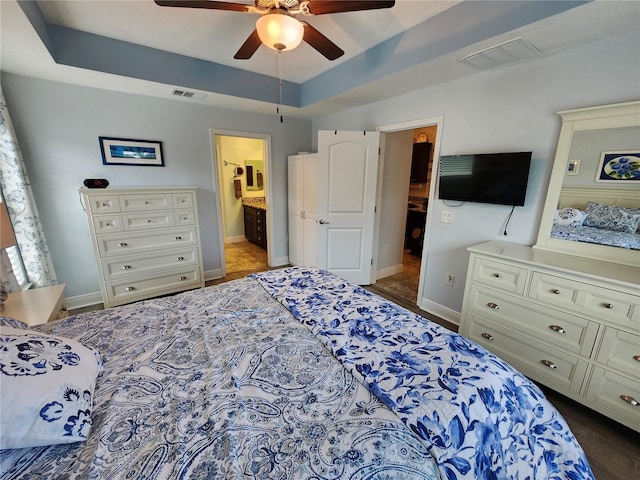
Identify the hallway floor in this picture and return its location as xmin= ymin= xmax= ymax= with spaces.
xmin=372 ymin=250 xmax=421 ymax=304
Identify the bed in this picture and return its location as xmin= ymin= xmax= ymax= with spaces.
xmin=0 ymin=267 xmax=594 ymax=479
xmin=551 ymin=186 xmax=640 ymax=249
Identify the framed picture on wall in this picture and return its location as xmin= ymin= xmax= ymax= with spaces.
xmin=99 ymin=137 xmax=165 ymax=166
xmin=566 ymin=159 xmax=580 ymax=175
xmin=595 ymin=151 xmax=640 ymax=182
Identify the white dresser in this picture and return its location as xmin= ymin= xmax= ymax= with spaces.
xmin=81 ymin=187 xmax=204 ymax=308
xmin=460 ymin=240 xmax=640 ymax=431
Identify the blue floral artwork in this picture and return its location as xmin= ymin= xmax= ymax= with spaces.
xmin=595 ymin=151 xmax=640 ymax=182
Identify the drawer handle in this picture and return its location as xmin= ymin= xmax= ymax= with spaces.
xmin=481 ymin=332 xmax=494 ymax=341
xmin=603 ymin=303 xmax=614 ymax=309
xmin=178 ymin=276 xmax=187 ymax=281
xmin=122 ymin=265 xmax=132 ymax=270
xmin=620 ymin=395 xmax=639 ymax=407
xmin=633 ymin=355 xmax=640 ymax=362
xmin=145 ymin=201 xmax=149 ymax=204
xmin=183 ymin=216 xmax=189 ymax=221
xmin=487 ymin=302 xmax=499 ymax=310
xmin=493 ymin=273 xmax=501 ymax=278
xmin=540 ymin=359 xmax=557 ymax=369
xmin=147 ymin=219 xmax=152 ymax=223
xmin=552 ymin=289 xmax=561 ymax=295
xmin=125 ymin=286 xmax=135 ymax=291
xmin=101 ymin=202 xmax=109 ymax=207
xmin=118 ymin=242 xmax=128 ymax=247
xmin=175 ymin=236 xmax=182 ymax=241
xmin=549 ymin=325 xmax=566 ymax=334
xmin=177 ymin=256 xmax=185 ymax=261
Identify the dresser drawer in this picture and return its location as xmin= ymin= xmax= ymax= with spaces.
xmin=596 ymin=327 xmax=640 ymax=381
xmin=465 ymin=315 xmax=588 ymax=392
xmin=119 ymin=193 xmax=172 ymax=212
xmin=529 ymin=272 xmax=637 ymax=327
xmin=97 ymin=227 xmax=197 ymax=258
xmin=86 ymin=194 xmax=121 ymax=214
xmin=585 ymin=367 xmax=640 ymax=430
xmin=174 ymin=210 xmax=196 ymax=225
xmin=471 ymin=258 xmax=529 ymax=295
xmin=105 ymin=267 xmax=202 ymax=306
xmin=92 ymin=215 xmax=123 ymax=234
xmin=467 ymin=285 xmax=599 ymax=356
xmin=122 ymin=211 xmax=174 ymax=231
xmin=101 ymin=247 xmax=199 ymax=281
xmin=173 ymin=192 xmax=194 ymax=209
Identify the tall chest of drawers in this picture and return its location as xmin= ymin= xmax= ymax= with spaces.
xmin=460 ymin=240 xmax=640 ymax=431
xmin=81 ymin=187 xmax=205 ymax=308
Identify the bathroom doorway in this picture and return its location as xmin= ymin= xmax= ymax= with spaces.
xmin=211 ymin=130 xmax=271 ymax=277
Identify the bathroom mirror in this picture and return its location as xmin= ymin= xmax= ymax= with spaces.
xmin=534 ymin=101 xmax=640 ymax=267
xmin=245 ymin=159 xmax=264 ymax=191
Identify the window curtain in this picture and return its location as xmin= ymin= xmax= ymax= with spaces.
xmin=0 ymin=87 xmax=57 ymax=291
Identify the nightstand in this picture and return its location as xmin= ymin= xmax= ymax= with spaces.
xmin=2 ymin=284 xmax=68 ymax=327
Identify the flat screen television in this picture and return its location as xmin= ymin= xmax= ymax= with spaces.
xmin=438 ymin=152 xmax=532 ymax=206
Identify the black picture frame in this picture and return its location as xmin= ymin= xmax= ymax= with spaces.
xmin=99 ymin=137 xmax=165 ymax=166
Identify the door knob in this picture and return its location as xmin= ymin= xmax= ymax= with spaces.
xmin=319 ymin=219 xmax=330 ymax=224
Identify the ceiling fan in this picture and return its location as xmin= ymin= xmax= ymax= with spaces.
xmin=154 ymin=0 xmax=396 ymax=60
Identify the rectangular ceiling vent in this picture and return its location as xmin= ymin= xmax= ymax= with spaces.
xmin=458 ymin=38 xmax=541 ymax=70
xmin=170 ymin=88 xmax=207 ymax=100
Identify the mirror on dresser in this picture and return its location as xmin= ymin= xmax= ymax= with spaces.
xmin=534 ymin=101 xmax=640 ymax=267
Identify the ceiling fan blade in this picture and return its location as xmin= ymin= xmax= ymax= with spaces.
xmin=234 ymin=29 xmax=262 ymax=59
xmin=302 ymin=23 xmax=344 ymax=60
xmin=307 ymin=0 xmax=395 ymax=15
xmin=154 ymin=1 xmax=249 ymax=12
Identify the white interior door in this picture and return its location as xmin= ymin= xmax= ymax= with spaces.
xmin=317 ymin=130 xmax=380 ymax=284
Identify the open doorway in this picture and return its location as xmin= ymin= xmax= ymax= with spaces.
xmin=373 ymin=117 xmax=443 ymax=307
xmin=211 ymin=130 xmax=272 ymax=278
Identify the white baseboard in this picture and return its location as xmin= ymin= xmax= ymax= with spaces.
xmin=418 ymin=297 xmax=460 ymax=327
xmin=65 ymin=291 xmax=103 ymax=310
xmin=204 ymin=268 xmax=223 ymax=281
xmin=271 ymin=256 xmax=289 ymax=267
xmin=224 ymin=235 xmax=247 ymax=244
xmin=376 ymin=263 xmax=403 ymax=280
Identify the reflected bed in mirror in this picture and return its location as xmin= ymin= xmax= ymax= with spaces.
xmin=534 ymin=100 xmax=640 ymax=267
xmin=550 ymin=186 xmax=640 ymax=250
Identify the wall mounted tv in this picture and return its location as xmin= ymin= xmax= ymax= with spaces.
xmin=438 ymin=152 xmax=532 ymax=206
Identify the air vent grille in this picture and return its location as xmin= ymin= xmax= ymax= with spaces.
xmin=170 ymin=88 xmax=207 ymax=100
xmin=458 ymin=38 xmax=541 ymax=70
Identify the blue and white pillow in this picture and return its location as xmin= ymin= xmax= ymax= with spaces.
xmin=0 ymin=326 xmax=102 ymax=449
xmin=554 ymin=207 xmax=587 ymax=227
xmin=583 ymin=202 xmax=640 ymax=233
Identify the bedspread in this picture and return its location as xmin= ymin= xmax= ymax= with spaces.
xmin=252 ymin=267 xmax=594 ymax=480
xmin=551 ymin=224 xmax=640 ymax=249
xmin=1 ymin=278 xmax=439 ymax=479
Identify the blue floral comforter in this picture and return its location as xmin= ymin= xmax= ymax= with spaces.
xmin=251 ymin=267 xmax=594 ymax=480
xmin=1 ymin=275 xmax=440 ymax=480
xmin=551 ymin=224 xmax=640 ymax=249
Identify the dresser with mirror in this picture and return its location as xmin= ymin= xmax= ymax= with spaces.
xmin=460 ymin=101 xmax=640 ymax=431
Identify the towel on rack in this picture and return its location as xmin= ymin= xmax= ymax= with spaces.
xmin=234 ymin=178 xmax=242 ymax=199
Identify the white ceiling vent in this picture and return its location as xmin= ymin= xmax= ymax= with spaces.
xmin=170 ymin=88 xmax=207 ymax=100
xmin=458 ymin=38 xmax=541 ymax=70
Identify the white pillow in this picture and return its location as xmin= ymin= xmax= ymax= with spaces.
xmin=554 ymin=208 xmax=587 ymax=227
xmin=0 ymin=326 xmax=101 ymax=449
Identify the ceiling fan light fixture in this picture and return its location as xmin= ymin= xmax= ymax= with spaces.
xmin=256 ymin=12 xmax=304 ymax=52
